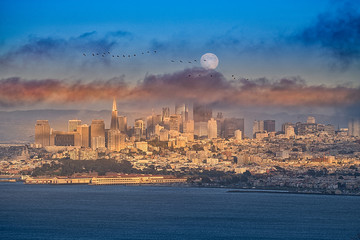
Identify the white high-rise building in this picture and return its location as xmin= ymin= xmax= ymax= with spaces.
xmin=307 ymin=116 xmax=316 ymax=124
xmin=207 ymin=118 xmax=217 ymax=139
xmin=285 ymin=125 xmax=295 ymax=138
xmin=195 ymin=122 xmax=208 ymax=137
xmin=234 ymin=130 xmax=242 ymax=141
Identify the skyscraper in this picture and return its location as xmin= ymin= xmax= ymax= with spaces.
xmin=207 ymin=118 xmax=217 ymax=139
xmin=159 ymin=129 xmax=169 ymax=141
xmin=193 ymin=103 xmax=212 ymax=122
xmin=91 ymin=120 xmax=105 ymax=149
xmin=162 ymin=107 xmax=170 ymax=121
xmin=193 ymin=103 xmax=212 ymax=137
xmin=264 ymin=120 xmax=275 ymax=133
xmin=216 ymin=112 xmax=224 ymax=137
xmin=253 ymin=120 xmax=264 ymax=137
xmin=35 ymin=120 xmax=51 ymax=147
xmin=68 ymin=120 xmax=81 ymax=132
xmin=348 ymin=119 xmax=360 ymax=137
xmin=175 ymin=103 xmax=185 ymax=116
xmin=77 ymin=124 xmax=90 ymax=147
xmin=183 ymin=120 xmax=194 ymax=133
xmin=107 ymin=129 xmax=125 ymax=151
xmin=110 ymin=98 xmax=119 ymax=130
xmin=169 ymin=115 xmax=181 ymax=132
xmin=234 ymin=130 xmax=242 ymax=140
xmin=117 ymin=116 xmax=127 ymax=134
xmin=183 ymin=120 xmax=194 ymax=141
xmin=134 ymin=119 xmax=145 ymax=141
xmin=146 ymin=114 xmax=162 ymax=139
xmin=285 ymin=125 xmax=295 ymax=138
xmin=224 ymin=118 xmax=244 ymax=138
xmin=175 ymin=103 xmax=188 ymax=132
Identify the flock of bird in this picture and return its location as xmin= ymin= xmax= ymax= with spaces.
xmin=82 ymin=51 xmax=238 ymax=79
xmin=82 ymin=50 xmax=157 ymax=58
xmin=170 ymin=59 xmax=201 ymax=64
xmin=184 ymin=74 xmax=240 ymax=79
xmin=82 ymin=50 xmax=207 ymax=65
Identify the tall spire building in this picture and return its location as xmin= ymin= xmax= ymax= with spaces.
xmin=110 ymin=98 xmax=119 ymax=130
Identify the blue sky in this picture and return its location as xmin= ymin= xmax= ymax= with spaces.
xmin=0 ymin=1 xmax=328 ymax=38
xmin=0 ymin=0 xmax=359 ymax=113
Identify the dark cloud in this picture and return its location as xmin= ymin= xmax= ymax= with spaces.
xmin=0 ymin=30 xmax=132 ymax=71
xmin=137 ymin=68 xmax=230 ymax=103
xmin=203 ymin=2 xmax=360 ymax=69
xmin=293 ymin=2 xmax=360 ymax=67
xmin=107 ymin=30 xmax=132 ymax=38
xmin=1 ymin=69 xmax=359 ymax=113
xmin=78 ymin=31 xmax=97 ymax=38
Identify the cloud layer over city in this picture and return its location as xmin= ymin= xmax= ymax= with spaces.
xmin=1 ymin=68 xmax=359 ymax=110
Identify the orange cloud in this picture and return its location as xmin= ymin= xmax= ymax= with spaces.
xmin=1 ymin=68 xmax=359 ymax=108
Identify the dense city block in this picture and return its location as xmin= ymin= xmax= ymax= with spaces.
xmin=1 ymin=100 xmax=359 ymax=194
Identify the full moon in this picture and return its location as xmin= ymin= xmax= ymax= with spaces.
xmin=200 ymin=53 xmax=219 ymax=70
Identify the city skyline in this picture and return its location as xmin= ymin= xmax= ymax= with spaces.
xmin=33 ymin=98 xmax=360 ymax=150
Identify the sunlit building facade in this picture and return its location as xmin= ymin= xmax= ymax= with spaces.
xmin=35 ymin=120 xmax=51 ymax=147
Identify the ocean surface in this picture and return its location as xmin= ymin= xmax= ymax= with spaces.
xmin=1 ymin=183 xmax=359 ymax=240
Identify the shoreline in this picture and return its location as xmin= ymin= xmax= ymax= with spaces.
xmin=226 ymin=189 xmax=360 ymax=197
xmin=1 ymin=181 xmax=359 ymax=197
